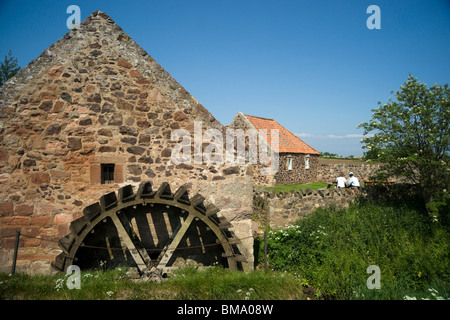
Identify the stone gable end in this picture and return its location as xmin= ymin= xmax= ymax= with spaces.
xmin=0 ymin=10 xmax=253 ymax=274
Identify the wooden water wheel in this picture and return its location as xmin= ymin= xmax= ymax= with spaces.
xmin=52 ymin=181 xmax=245 ymax=279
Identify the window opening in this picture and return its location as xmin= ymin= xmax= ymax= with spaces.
xmin=101 ymin=164 xmax=115 ymax=184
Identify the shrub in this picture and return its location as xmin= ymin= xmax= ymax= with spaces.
xmin=259 ymin=200 xmax=450 ymax=299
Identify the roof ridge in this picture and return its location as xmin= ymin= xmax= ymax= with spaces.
xmin=244 ymin=114 xmax=274 ymax=121
xmin=239 ymin=113 xmax=319 ymax=155
xmin=80 ymin=10 xmax=117 ymax=27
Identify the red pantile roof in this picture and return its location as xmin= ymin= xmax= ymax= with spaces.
xmin=243 ymin=114 xmax=319 ymax=155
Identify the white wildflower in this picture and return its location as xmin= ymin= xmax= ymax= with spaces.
xmin=54 ymin=278 xmax=65 ymax=291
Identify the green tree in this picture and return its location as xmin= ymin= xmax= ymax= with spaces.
xmin=0 ymin=50 xmax=21 ymax=86
xmin=358 ymin=75 xmax=449 ymax=220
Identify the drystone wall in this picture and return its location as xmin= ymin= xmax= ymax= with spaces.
xmin=316 ymin=159 xmax=383 ymax=184
xmin=253 ymin=186 xmax=364 ymax=228
xmin=252 ymin=184 xmax=422 ymax=229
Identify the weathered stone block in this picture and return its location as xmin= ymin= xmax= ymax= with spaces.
xmin=222 ymin=166 xmax=239 ymax=175
xmin=161 ymin=148 xmax=171 ymax=158
xmin=39 ymin=100 xmax=53 ymax=111
xmin=174 ymin=111 xmax=187 ymax=121
xmin=101 ymin=102 xmax=115 ymax=113
xmin=30 ymin=172 xmax=50 ymax=185
xmin=67 ymin=137 xmax=82 ymax=150
xmin=126 ymin=146 xmax=145 ymax=155
xmin=117 ymin=59 xmax=132 ymax=68
xmin=60 ymin=92 xmax=72 ymax=104
xmin=30 ymin=216 xmax=50 ymax=226
xmin=119 ymin=126 xmax=138 ymax=136
xmin=45 ymin=124 xmax=62 ymax=135
xmin=127 ymin=164 xmax=142 ymax=175
xmin=144 ymin=168 xmax=156 ymax=178
xmin=98 ymin=128 xmax=113 ymax=136
xmin=79 ymin=117 xmax=93 ymax=126
xmin=4 ymin=216 xmax=29 ymax=227
xmin=121 ymin=137 xmax=137 ymax=145
xmin=14 ymin=204 xmax=34 ymax=216
xmin=46 ymin=65 xmax=63 ymax=77
xmin=87 ymin=93 xmax=102 ymax=103
xmin=98 ymin=146 xmax=116 ymax=153
xmin=220 ymin=182 xmax=252 ymax=196
xmin=130 ymin=70 xmax=143 ymax=78
xmin=90 ymin=50 xmax=102 ymax=57
xmin=23 ymin=159 xmax=36 ymax=167
xmin=138 ymin=156 xmax=153 ymax=164
xmin=0 ymin=202 xmax=14 ymax=217
xmin=53 ymin=213 xmax=73 ymax=225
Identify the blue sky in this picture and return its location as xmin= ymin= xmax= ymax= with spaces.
xmin=1 ymin=0 xmax=449 ymax=156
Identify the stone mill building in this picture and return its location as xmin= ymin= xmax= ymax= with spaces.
xmin=0 ymin=11 xmax=254 ymax=275
xmin=229 ymin=112 xmax=320 ymax=186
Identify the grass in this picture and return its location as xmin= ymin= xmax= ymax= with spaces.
xmin=257 ymin=199 xmax=450 ymax=300
xmin=257 ymin=182 xmax=331 ymax=194
xmin=0 ymin=267 xmax=306 ymax=300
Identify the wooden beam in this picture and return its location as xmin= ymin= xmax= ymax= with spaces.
xmin=110 ymin=212 xmax=148 ymax=274
xmin=156 ymin=214 xmax=194 ymax=270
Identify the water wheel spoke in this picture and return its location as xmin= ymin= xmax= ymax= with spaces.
xmin=156 ymin=214 xmax=194 ymax=270
xmin=110 ymin=212 xmax=148 ymax=273
xmin=116 ymin=209 xmax=152 ymax=264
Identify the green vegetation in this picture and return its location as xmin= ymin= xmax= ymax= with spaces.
xmin=0 ymin=50 xmax=20 ymax=86
xmin=0 ymin=267 xmax=305 ymax=300
xmin=256 ymin=181 xmax=331 ymax=194
xmin=358 ymin=75 xmax=449 ymax=219
xmin=256 ymin=199 xmax=450 ymax=300
xmin=320 ymin=152 xmax=363 ymax=160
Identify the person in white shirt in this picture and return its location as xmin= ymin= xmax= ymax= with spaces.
xmin=347 ymin=172 xmax=360 ymax=188
xmin=336 ymin=173 xmax=347 ymax=188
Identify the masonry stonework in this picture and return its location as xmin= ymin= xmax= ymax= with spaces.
xmin=275 ymin=153 xmax=319 ymax=186
xmin=0 ymin=11 xmax=253 ymax=274
xmin=316 ymin=159 xmax=383 ymax=184
xmin=253 ymin=186 xmax=364 ymax=228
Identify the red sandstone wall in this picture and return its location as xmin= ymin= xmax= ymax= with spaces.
xmin=0 ymin=11 xmax=254 ymax=274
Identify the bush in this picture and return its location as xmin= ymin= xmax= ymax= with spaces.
xmin=259 ymin=200 xmax=450 ymax=299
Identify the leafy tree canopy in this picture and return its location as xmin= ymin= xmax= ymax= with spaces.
xmin=0 ymin=50 xmax=21 ymax=86
xmin=358 ymin=75 xmax=449 ymax=219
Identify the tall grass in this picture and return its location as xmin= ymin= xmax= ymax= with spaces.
xmin=258 ymin=200 xmax=449 ymax=299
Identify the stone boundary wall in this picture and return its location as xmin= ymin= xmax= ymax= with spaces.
xmin=253 ymin=186 xmax=364 ymax=228
xmin=253 ymin=184 xmax=421 ymax=229
xmin=316 ymin=159 xmax=382 ymax=184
